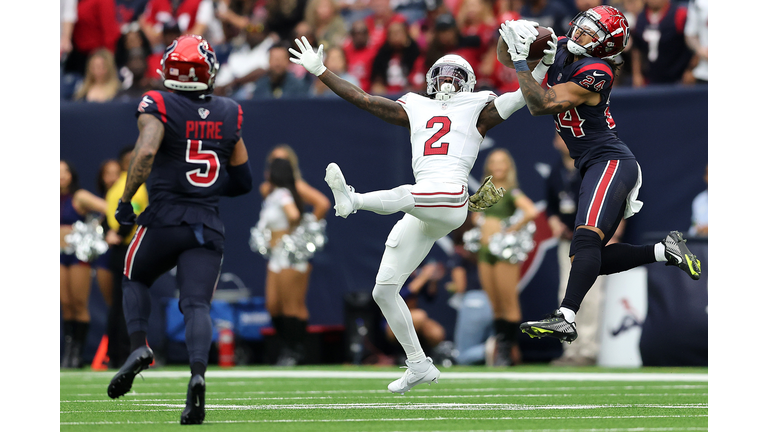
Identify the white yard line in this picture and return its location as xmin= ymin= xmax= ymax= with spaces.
xmin=65 ymin=370 xmax=708 ymax=382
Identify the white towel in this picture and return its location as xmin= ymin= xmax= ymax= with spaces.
xmin=624 ymin=162 xmax=644 ymax=219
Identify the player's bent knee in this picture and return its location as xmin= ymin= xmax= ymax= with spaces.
xmin=179 ymin=296 xmax=211 ymax=314
xmin=569 ymin=227 xmax=603 ymax=258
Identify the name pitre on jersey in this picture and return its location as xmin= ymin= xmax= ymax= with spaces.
xmin=396 ymin=90 xmax=497 ymax=185
xmin=547 ymin=38 xmax=634 ymax=172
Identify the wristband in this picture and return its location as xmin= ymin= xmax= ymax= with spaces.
xmin=532 ymin=61 xmax=550 ymax=84
xmin=513 ymin=60 xmax=530 ymax=72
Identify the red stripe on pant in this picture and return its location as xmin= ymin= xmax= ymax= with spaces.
xmin=587 ymin=160 xmax=619 ymax=226
xmin=123 ymin=226 xmax=147 ymax=278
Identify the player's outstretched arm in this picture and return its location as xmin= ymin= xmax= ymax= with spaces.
xmin=122 ymin=113 xmax=164 ymax=202
xmin=289 ymin=36 xmax=409 ymax=128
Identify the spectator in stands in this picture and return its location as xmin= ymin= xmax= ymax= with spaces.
xmin=472 ymin=148 xmax=539 ymax=366
xmin=215 ymin=9 xmax=276 ymax=97
xmin=455 ymin=0 xmax=498 ymax=88
xmin=116 ymin=48 xmax=155 ymax=100
xmin=115 ymin=0 xmax=151 ymax=25
xmin=518 ymin=0 xmax=572 ymax=38
xmin=248 ymin=44 xmax=312 ymax=99
xmin=63 ymin=0 xmax=122 ymax=77
xmin=364 ymin=0 xmax=409 ymax=51
xmin=304 ymin=0 xmax=349 ymax=49
xmin=215 ymin=0 xmax=261 ymax=31
xmin=311 ymin=46 xmax=361 ymax=97
xmin=114 ymin=22 xmax=153 ymax=71
xmin=73 ymin=49 xmax=122 ymax=102
xmin=61 ymin=160 xmax=108 ymax=369
xmin=61 ymin=0 xmax=78 ymax=62
xmin=369 ymin=19 xmax=424 ymax=95
xmin=265 ymin=0 xmax=310 ymax=41
xmin=630 ymin=0 xmax=694 ymax=87
xmin=684 ymin=0 xmax=707 ymax=85
xmin=64 ymin=0 xmax=120 ymax=76
xmin=342 ymin=19 xmax=378 ymax=92
xmin=408 ymin=0 xmax=450 ymax=50
xmin=446 ymin=216 xmax=494 ymax=365
xmin=145 ymin=21 xmax=182 ymax=88
xmin=140 ymin=0 xmax=218 ymax=48
xmin=689 ymin=165 xmax=707 ymax=237
xmin=104 ymin=146 xmax=149 ymax=368
xmin=384 ymin=260 xmax=447 ymax=365
xmin=423 ymin=13 xmax=483 ymax=86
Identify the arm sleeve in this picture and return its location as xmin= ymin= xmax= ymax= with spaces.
xmin=222 ymin=161 xmax=253 ymax=197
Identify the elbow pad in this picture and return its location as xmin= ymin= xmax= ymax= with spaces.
xmin=223 ymin=161 xmax=253 ymax=197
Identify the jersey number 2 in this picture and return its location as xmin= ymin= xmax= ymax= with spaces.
xmin=424 ymin=116 xmax=451 ymax=156
xmin=186 ymin=140 xmax=220 ymax=187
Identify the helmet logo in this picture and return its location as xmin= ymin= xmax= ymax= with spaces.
xmin=198 ymin=42 xmax=217 ymax=75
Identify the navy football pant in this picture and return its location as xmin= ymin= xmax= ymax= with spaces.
xmin=122 ymin=223 xmax=224 ymax=367
xmin=561 ymin=160 xmax=656 ymax=313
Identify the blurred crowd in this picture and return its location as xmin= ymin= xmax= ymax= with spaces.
xmin=60 ymin=0 xmax=708 ymax=103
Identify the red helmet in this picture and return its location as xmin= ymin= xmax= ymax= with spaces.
xmin=566 ymin=6 xmax=630 ymax=59
xmin=160 ymin=35 xmax=219 ymax=92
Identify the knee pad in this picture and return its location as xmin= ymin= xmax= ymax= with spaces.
xmin=569 ymin=228 xmax=603 ymax=258
xmin=371 ymin=283 xmax=397 ymax=306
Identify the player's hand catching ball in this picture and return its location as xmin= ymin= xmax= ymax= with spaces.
xmin=469 ymin=176 xmax=505 ymax=212
xmin=500 ymin=20 xmax=537 ymax=62
xmin=541 ymin=27 xmax=558 ymax=66
xmin=115 ymin=199 xmax=137 ymax=226
xmin=289 ymin=36 xmax=327 ymax=76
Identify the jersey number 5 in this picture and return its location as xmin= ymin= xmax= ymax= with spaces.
xmin=424 ymin=116 xmax=452 ymax=156
xmin=186 ymin=140 xmax=220 ymax=187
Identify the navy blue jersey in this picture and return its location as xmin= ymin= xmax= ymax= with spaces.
xmin=546 ymin=38 xmax=635 ymax=173
xmin=134 ymin=90 xmax=243 ymax=234
xmin=633 ymin=4 xmax=692 ymax=84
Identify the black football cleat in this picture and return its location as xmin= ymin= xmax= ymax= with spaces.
xmin=107 ymin=346 xmax=154 ymax=399
xmin=180 ymin=374 xmax=206 ymax=425
xmin=520 ymin=310 xmax=578 ymax=343
xmin=663 ymin=231 xmax=701 ymax=280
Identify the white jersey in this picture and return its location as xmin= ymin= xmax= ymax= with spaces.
xmin=396 ymin=90 xmax=497 ymax=185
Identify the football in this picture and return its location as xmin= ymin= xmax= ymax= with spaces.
xmin=497 ymin=26 xmax=554 ymax=68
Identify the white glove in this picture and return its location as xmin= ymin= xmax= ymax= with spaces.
xmin=288 ymin=36 xmax=327 ymax=76
xmin=499 ymin=21 xmax=536 ymax=63
xmin=469 ymin=176 xmax=505 ymax=212
xmin=541 ymin=27 xmax=558 ymax=66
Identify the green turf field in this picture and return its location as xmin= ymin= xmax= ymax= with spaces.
xmin=60 ymin=365 xmax=707 ymax=431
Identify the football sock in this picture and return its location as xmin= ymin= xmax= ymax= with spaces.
xmin=506 ymin=321 xmax=520 ymax=345
xmin=191 ymin=361 xmax=206 ymax=378
xmin=129 ymin=331 xmax=148 ymax=352
xmin=358 ymin=186 xmax=415 ymax=215
xmin=122 ymin=278 xmax=152 ymax=335
xmin=600 ymin=243 xmax=656 ymax=274
xmin=180 ymin=297 xmax=213 ymax=368
xmin=561 ymin=229 xmax=602 ymax=313
xmin=654 ymin=243 xmax=667 ymax=262
xmin=372 ymin=282 xmax=426 ymax=363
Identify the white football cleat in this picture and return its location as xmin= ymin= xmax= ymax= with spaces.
xmin=325 ymin=163 xmax=357 ymax=218
xmin=387 ymin=357 xmax=440 ymax=395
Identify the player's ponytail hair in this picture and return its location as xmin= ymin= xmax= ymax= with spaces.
xmin=268 ymin=158 xmax=304 ymax=216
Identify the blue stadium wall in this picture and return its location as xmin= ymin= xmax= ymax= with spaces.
xmin=61 ymin=85 xmax=707 ymax=363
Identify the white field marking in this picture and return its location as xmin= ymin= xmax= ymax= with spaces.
xmin=67 ymin=370 xmax=708 ymax=382
xmin=130 ymin=402 xmax=707 ymax=411
xmin=61 ymin=415 xmax=708 ymax=428
xmin=64 ymin=392 xmax=709 ymax=402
